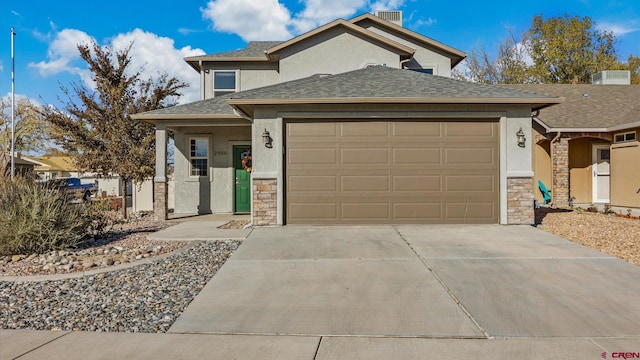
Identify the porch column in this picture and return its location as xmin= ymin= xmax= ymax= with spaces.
xmin=154 ymin=124 xmax=168 ymax=221
xmin=552 ymin=135 xmax=570 ymax=207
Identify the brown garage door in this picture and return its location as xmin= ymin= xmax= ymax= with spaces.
xmin=285 ymin=120 xmax=499 ymax=224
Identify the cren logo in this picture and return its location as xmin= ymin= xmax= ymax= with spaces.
xmin=603 ymin=352 xmax=607 ymax=359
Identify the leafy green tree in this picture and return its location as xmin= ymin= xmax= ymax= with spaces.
xmin=43 ymin=41 xmax=187 ymax=217
xmin=0 ymin=98 xmax=48 ymax=155
xmin=527 ymin=14 xmax=618 ymax=84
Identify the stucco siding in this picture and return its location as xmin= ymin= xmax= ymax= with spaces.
xmin=173 ymin=126 xmax=251 ymax=214
xmin=611 ymin=127 xmax=640 ymax=208
xmin=202 ymin=62 xmax=279 ymax=100
xmin=357 ymin=20 xmax=453 ymax=77
xmin=278 ymin=28 xmax=401 ymax=82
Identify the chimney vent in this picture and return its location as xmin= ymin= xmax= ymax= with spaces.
xmin=374 ymin=10 xmax=403 ymax=27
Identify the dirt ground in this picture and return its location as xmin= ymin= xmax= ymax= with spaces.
xmin=536 ymin=208 xmax=640 ymax=266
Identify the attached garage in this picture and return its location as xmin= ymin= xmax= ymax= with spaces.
xmin=226 ymin=66 xmax=562 ymax=226
xmin=285 ymin=119 xmax=499 ymax=224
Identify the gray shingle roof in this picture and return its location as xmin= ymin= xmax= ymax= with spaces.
xmin=504 ymin=84 xmax=640 ymax=129
xmin=134 ymin=94 xmax=236 ymax=117
xmin=189 ymin=41 xmax=282 ymax=59
xmin=229 ymin=66 xmax=561 ymax=101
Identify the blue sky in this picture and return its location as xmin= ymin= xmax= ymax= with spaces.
xmin=1 ymin=0 xmax=638 ymax=107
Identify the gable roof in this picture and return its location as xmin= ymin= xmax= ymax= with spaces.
xmin=264 ymin=19 xmax=415 ymax=61
xmin=227 ymin=66 xmax=562 ymax=116
xmin=28 ymin=156 xmax=77 ymax=172
xmin=503 ymin=84 xmax=640 ymax=131
xmin=131 ymin=94 xmax=244 ymax=124
xmin=184 ymin=41 xmax=283 ymax=71
xmin=350 ymin=13 xmax=466 ymax=66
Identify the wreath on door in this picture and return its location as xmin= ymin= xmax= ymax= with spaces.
xmin=241 ymin=149 xmax=252 ymax=173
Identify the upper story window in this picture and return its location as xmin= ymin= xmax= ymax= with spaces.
xmin=213 ymin=71 xmax=237 ymax=97
xmin=614 ymin=131 xmax=636 ymax=143
xmin=189 ymin=137 xmax=209 ymax=177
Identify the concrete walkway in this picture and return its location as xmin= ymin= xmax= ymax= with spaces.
xmin=3 ymin=225 xmax=640 ymax=359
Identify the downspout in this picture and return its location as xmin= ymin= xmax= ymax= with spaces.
xmin=199 ymin=60 xmax=205 ymax=100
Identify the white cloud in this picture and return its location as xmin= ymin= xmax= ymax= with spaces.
xmin=413 ymin=17 xmax=436 ymax=28
xmin=29 ymin=28 xmax=205 ymax=104
xmin=201 ymin=0 xmax=407 ymax=40
xmin=291 ymin=0 xmax=366 ymax=34
xmin=598 ymin=22 xmax=639 ymax=36
xmin=110 ymin=29 xmax=205 ymax=103
xmin=201 ymin=0 xmax=292 ymax=41
xmin=370 ymin=0 xmax=405 ymax=12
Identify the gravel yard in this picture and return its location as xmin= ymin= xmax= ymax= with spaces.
xmin=0 ymin=240 xmax=240 ymax=333
xmin=536 ymin=208 xmax=640 ymax=266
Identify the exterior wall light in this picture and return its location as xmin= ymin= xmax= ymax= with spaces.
xmin=262 ymin=129 xmax=273 ymax=148
xmin=516 ymin=127 xmax=526 ymax=148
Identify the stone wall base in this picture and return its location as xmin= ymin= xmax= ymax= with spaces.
xmin=253 ymin=179 xmax=277 ymax=226
xmin=507 ymin=177 xmax=534 ymax=224
xmin=153 ymin=181 xmax=167 ymax=222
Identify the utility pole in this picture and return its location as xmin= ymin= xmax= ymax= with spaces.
xmin=10 ymin=27 xmax=16 ymax=180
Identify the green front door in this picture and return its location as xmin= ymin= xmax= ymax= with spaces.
xmin=234 ymin=145 xmax=251 ymax=213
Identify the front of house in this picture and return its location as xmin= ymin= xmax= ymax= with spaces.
xmin=133 ymin=12 xmax=561 ymax=225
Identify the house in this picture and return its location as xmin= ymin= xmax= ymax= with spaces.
xmin=132 ymin=11 xmax=562 ymax=225
xmin=1 ymin=153 xmax=38 ymax=176
xmin=27 ymin=155 xmax=155 ymax=212
xmin=506 ymin=72 xmax=640 ymax=214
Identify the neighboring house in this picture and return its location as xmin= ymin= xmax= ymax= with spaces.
xmin=133 ymin=11 xmax=562 ymax=225
xmin=27 ymin=155 xmax=154 ymax=212
xmin=506 ymin=71 xmax=640 ymax=213
xmin=1 ymin=153 xmax=38 ymax=176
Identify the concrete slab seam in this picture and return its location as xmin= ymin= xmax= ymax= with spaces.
xmin=12 ymin=331 xmax=71 ymax=360
xmin=313 ymin=337 xmax=323 ymax=360
xmin=392 ymin=226 xmax=491 ymax=339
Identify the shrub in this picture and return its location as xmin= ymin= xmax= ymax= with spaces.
xmin=0 ymin=169 xmax=91 ymax=256
xmin=86 ymin=199 xmax=121 ymax=239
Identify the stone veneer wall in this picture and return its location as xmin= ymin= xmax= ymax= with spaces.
xmin=552 ymin=137 xmax=570 ymax=207
xmin=253 ymin=179 xmax=277 ymax=226
xmin=507 ymin=177 xmax=534 ymax=224
xmin=153 ymin=181 xmax=167 ymax=221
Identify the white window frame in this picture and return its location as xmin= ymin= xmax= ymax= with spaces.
xmin=189 ymin=136 xmax=210 ymax=177
xmin=614 ymin=131 xmax=637 ymax=143
xmin=213 ymin=70 xmax=238 ymax=97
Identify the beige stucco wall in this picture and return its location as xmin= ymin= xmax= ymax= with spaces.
xmin=357 ymin=19 xmax=454 ymax=77
xmin=202 ymin=62 xmax=279 ymax=100
xmin=278 ymin=28 xmax=402 ymax=82
xmin=611 ymin=128 xmax=640 ymax=208
xmin=173 ymin=126 xmax=251 ymax=214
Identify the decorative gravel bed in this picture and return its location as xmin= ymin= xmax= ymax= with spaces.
xmin=536 ymin=208 xmax=640 ymax=266
xmin=1 ymin=217 xmax=189 ymax=277
xmin=0 ymin=240 xmax=240 ymax=333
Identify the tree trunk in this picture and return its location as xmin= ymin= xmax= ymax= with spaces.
xmin=121 ymin=177 xmax=128 ymax=219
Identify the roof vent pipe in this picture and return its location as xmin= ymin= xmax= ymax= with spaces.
xmin=374 ymin=10 xmax=403 ymax=26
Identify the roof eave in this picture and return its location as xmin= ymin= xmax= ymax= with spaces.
xmin=265 ymin=19 xmax=415 ymax=57
xmin=227 ymin=97 xmax=563 ymax=106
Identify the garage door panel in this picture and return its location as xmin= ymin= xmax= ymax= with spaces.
xmin=341 ymin=176 xmax=389 ymax=191
xmin=341 ymin=122 xmax=389 ymax=136
xmin=288 ymin=175 xmax=337 ymax=192
xmin=393 ymin=175 xmax=442 ymax=192
xmin=392 ymin=122 xmax=441 ymax=137
xmin=286 ymin=120 xmax=499 ymax=224
xmin=445 ymin=148 xmax=496 ymax=165
xmin=393 ymin=148 xmax=442 ymax=164
xmin=445 ymin=203 xmax=497 ymax=222
xmin=445 ymin=122 xmax=496 ymax=137
xmin=393 ymin=203 xmax=443 ymax=220
xmin=341 ymin=148 xmax=389 ymax=164
xmin=288 ymin=122 xmax=338 ymax=137
xmin=341 ymin=203 xmax=389 ymax=219
xmin=289 ymin=148 xmax=337 ymax=164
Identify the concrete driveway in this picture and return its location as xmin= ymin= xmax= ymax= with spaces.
xmin=169 ymin=225 xmax=640 ymax=339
